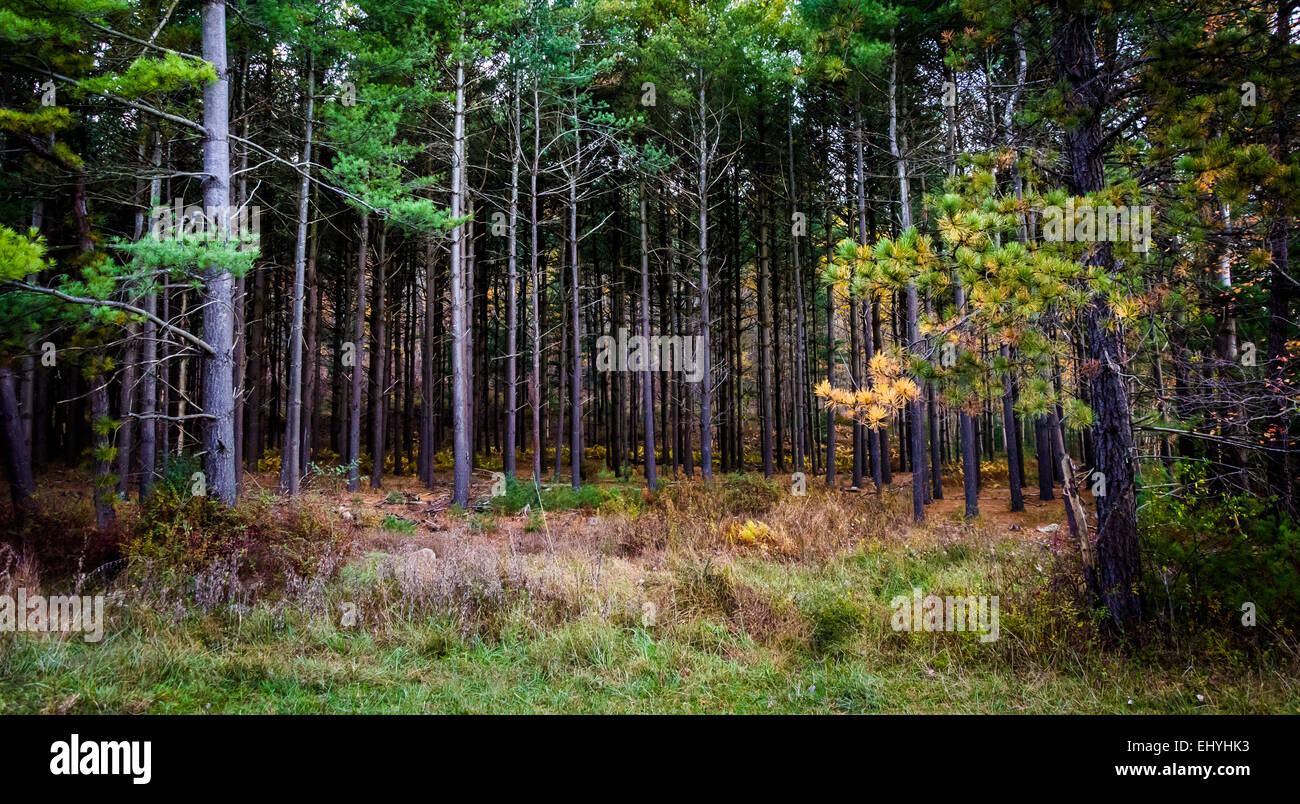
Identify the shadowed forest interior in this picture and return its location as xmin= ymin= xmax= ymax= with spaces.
xmin=0 ymin=0 xmax=1297 ymax=714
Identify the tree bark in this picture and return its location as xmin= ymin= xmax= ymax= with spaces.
xmin=504 ymin=70 xmax=521 ymax=480
xmin=639 ymin=175 xmax=657 ymax=490
xmin=697 ymin=70 xmax=713 ymax=479
xmin=199 ymin=0 xmax=237 ymax=505
xmin=450 ymin=58 xmax=471 ymax=507
xmin=370 ymin=227 xmax=387 ymax=489
xmin=281 ymin=60 xmax=313 ymax=495
xmin=348 ymin=213 xmax=368 ymax=493
xmin=0 ymin=366 xmax=35 ymax=538
xmin=1052 ymin=5 xmax=1141 ymax=631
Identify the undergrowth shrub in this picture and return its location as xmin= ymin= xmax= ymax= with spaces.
xmin=1140 ymin=466 xmax=1300 ymax=648
xmin=719 ymin=472 xmax=781 ymax=516
xmin=382 ymin=514 xmax=416 ymax=535
xmin=488 ymin=477 xmax=642 ymax=515
xmin=800 ymin=589 xmax=865 ymax=656
xmin=123 ymin=484 xmax=354 ymax=603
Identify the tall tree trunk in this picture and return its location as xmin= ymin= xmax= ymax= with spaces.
xmin=789 ymin=111 xmax=808 ymax=474
xmin=139 ymin=132 xmax=161 ymax=499
xmin=568 ymin=91 xmax=583 ymax=490
xmin=370 ymin=227 xmax=387 ymax=489
xmin=758 ymin=195 xmax=774 ymax=478
xmin=697 ymin=69 xmax=713 ymax=479
xmin=890 ymin=40 xmax=925 ymax=522
xmin=1052 ymin=5 xmax=1141 ymax=631
xmin=199 ymin=0 xmax=237 ymax=505
xmin=232 ymin=49 xmax=249 ymax=494
xmin=639 ymin=175 xmax=657 ymax=490
xmin=529 ymin=80 xmax=543 ymax=487
xmin=449 ymin=58 xmax=471 ymax=507
xmin=91 ymin=375 xmax=114 ymax=527
xmin=1265 ymin=1 xmax=1295 ymax=513
xmin=0 ymin=366 xmax=35 ymax=539
xmin=1001 ymin=344 xmax=1025 ymax=511
xmin=348 ymin=213 xmax=368 ymax=492
xmin=825 ymin=213 xmax=836 ymax=486
xmin=854 ymin=100 xmax=882 ymax=491
xmin=281 ymin=60 xmax=313 ymax=496
xmin=504 ymin=70 xmax=521 ymax=480
xmin=421 ymin=236 xmax=436 ymax=486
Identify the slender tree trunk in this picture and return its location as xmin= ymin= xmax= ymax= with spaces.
xmin=370 ymin=227 xmax=387 ymax=489
xmin=529 ymin=80 xmax=543 ymax=487
xmin=348 ymin=213 xmax=367 ymax=493
xmin=140 ymin=177 xmax=159 ymax=500
xmin=91 ymin=376 xmax=114 ymax=527
xmin=281 ymin=60 xmax=313 ymax=495
xmin=1036 ymin=416 xmax=1055 ymax=501
xmin=890 ymin=40 xmax=925 ymax=522
xmin=1265 ymin=1 xmax=1295 ymax=513
xmin=825 ymin=213 xmax=836 ymax=486
xmin=697 ymin=70 xmax=713 ymax=479
xmin=0 ymin=366 xmax=35 ymax=539
xmin=450 ymin=58 xmax=471 ymax=506
xmin=504 ymin=71 xmax=521 ymax=480
xmin=301 ymin=209 xmax=320 ymax=476
xmin=422 ymin=235 xmax=436 ymax=486
xmin=568 ymin=91 xmax=583 ymax=490
xmin=640 ymin=176 xmax=657 ymax=490
xmin=854 ymin=100 xmax=882 ymax=491
xmin=758 ymin=196 xmax=774 ymax=478
xmin=1001 ymin=344 xmax=1025 ymax=511
xmin=789 ymin=111 xmax=808 ymax=474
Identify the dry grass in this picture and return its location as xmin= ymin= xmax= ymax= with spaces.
xmin=1 ymin=468 xmax=1296 ymax=713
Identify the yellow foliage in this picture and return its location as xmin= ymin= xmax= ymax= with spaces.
xmin=726 ymin=519 xmax=778 ymax=551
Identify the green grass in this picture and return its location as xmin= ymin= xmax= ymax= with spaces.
xmin=2 ymin=537 xmax=1296 ymax=714
xmin=0 ymin=611 xmax=1291 ymax=714
xmin=489 ymin=477 xmax=643 ymax=516
xmin=381 ymin=514 xmax=416 ymax=535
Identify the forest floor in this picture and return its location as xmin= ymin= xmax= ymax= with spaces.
xmin=1 ymin=463 xmax=1297 ymax=714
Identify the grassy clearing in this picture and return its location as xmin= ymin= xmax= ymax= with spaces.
xmin=1 ymin=472 xmax=1297 ymax=714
